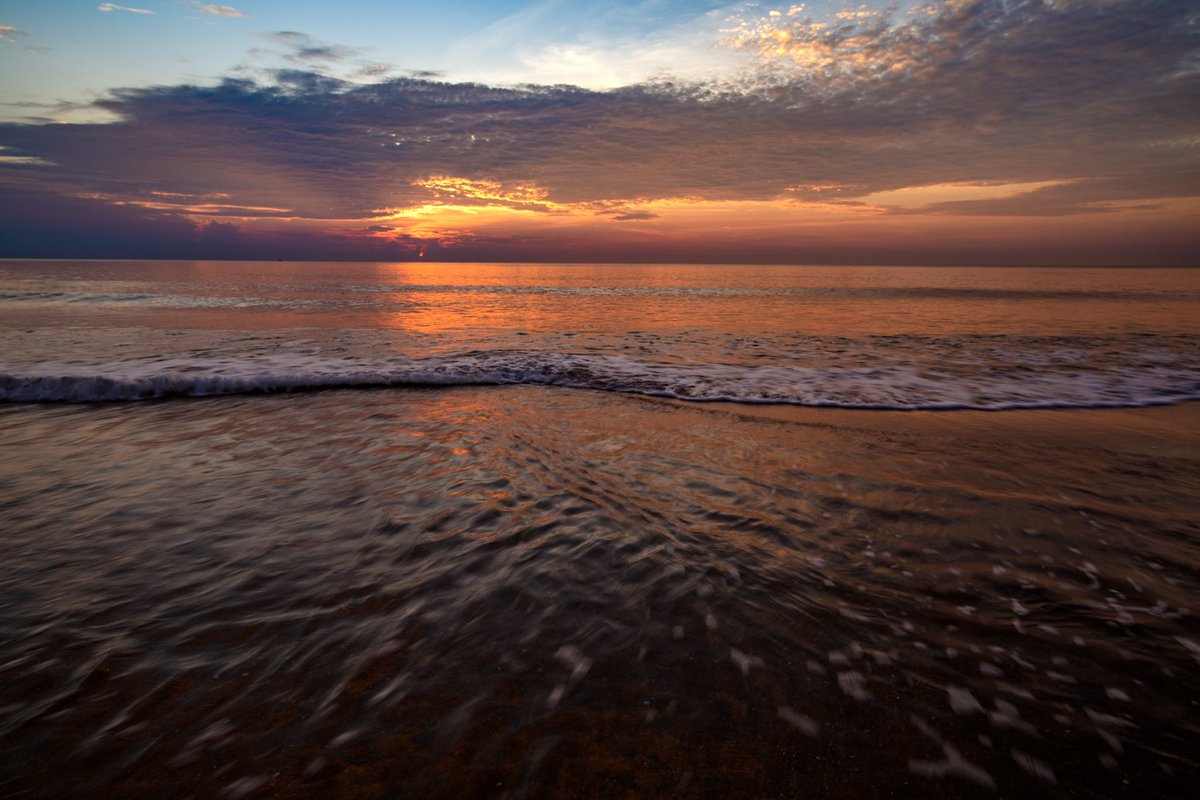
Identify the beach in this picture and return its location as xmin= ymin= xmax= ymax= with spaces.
xmin=4 ymin=0 xmax=1199 ymax=794
xmin=1 ymin=261 xmax=1198 ymax=797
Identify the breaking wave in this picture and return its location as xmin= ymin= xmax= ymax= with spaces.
xmin=2 ymin=351 xmax=1198 ymax=409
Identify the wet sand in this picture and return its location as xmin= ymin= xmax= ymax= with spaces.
xmin=1 ymin=389 xmax=1198 ymax=798
xmin=717 ymin=398 xmax=1200 ymax=457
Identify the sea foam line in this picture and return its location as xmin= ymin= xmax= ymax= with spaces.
xmin=1 ymin=353 xmax=1198 ymax=410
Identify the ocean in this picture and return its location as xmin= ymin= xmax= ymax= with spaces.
xmin=1 ymin=260 xmax=1198 ymax=798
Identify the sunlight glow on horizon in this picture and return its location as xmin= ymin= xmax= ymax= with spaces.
xmin=1 ymin=1 xmax=1197 ymax=264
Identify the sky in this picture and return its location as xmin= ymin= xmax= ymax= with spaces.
xmin=0 ymin=0 xmax=1197 ymax=264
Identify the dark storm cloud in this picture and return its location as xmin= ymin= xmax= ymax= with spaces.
xmin=0 ymin=0 xmax=1197 ymax=260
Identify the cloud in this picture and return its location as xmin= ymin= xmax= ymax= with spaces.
xmin=0 ymin=145 xmax=54 ymax=166
xmin=267 ymin=31 xmax=307 ymax=44
xmin=80 ymin=189 xmax=292 ymax=217
xmin=2 ymin=1 xmax=1198 ymax=263
xmin=444 ymin=0 xmax=745 ymax=89
xmin=412 ymin=176 xmax=561 ymax=212
xmin=0 ymin=24 xmax=52 ymax=56
xmin=352 ymin=63 xmax=394 ymax=80
xmin=98 ymin=3 xmax=155 ymax=14
xmin=0 ymin=157 xmax=54 ymax=166
xmin=295 ymin=45 xmax=352 ymax=62
xmin=197 ymin=4 xmax=244 ymax=17
xmin=259 ymin=31 xmax=358 ymax=65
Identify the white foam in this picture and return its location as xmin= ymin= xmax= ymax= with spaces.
xmin=3 ymin=349 xmax=1198 ymax=409
xmin=909 ymin=744 xmax=995 ymax=789
xmin=1012 ymin=750 xmax=1057 ymax=784
xmin=837 ymin=671 xmax=871 ymax=701
xmin=947 ymin=686 xmax=984 ymax=715
xmin=777 ymin=706 xmax=820 ymax=737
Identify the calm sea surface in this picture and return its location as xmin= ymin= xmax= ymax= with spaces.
xmin=1 ymin=261 xmax=1198 ymax=798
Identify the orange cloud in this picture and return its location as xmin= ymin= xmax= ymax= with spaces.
xmin=75 ymin=191 xmax=292 ymax=219
xmin=366 ymin=182 xmax=879 ymax=249
xmin=860 ymin=180 xmax=1073 ymax=210
xmin=345 ymin=177 xmax=1200 ymax=264
xmin=413 ymin=176 xmax=563 ymax=211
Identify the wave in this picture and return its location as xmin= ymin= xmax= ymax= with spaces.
xmin=3 ymin=351 xmax=1198 ymax=409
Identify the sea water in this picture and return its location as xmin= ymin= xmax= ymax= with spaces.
xmin=0 ymin=261 xmax=1198 ymax=798
xmin=1 ymin=261 xmax=1197 ymax=408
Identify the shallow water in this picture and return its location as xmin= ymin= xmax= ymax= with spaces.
xmin=1 ymin=388 xmax=1199 ymax=798
xmin=1 ymin=262 xmax=1199 ymax=797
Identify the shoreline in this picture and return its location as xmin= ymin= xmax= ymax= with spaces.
xmin=4 ymin=385 xmax=1198 ymax=460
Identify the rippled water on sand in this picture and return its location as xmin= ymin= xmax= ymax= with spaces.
xmin=2 ymin=387 xmax=1198 ymax=798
